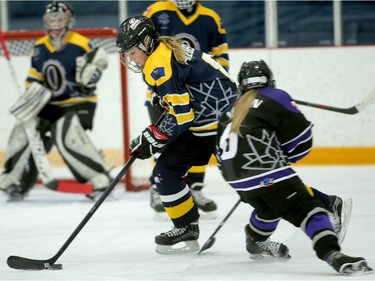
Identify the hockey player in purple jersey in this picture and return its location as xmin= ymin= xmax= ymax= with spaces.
xmin=216 ymin=60 xmax=372 ymax=275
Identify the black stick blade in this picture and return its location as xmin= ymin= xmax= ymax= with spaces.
xmin=7 ymin=256 xmax=58 ymax=270
xmin=197 ymin=237 xmax=216 ymax=255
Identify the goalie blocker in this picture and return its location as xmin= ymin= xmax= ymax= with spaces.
xmin=9 ymin=82 xmax=52 ymax=123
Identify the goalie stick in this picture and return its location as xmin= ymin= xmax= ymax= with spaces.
xmin=198 ymin=198 xmax=241 ymax=255
xmin=0 ymin=29 xmax=93 ymax=194
xmin=7 ymin=112 xmax=167 ymax=270
xmin=294 ymin=87 xmax=375 ymax=114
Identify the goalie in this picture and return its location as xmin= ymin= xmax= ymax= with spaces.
xmin=0 ymin=1 xmax=111 ymax=201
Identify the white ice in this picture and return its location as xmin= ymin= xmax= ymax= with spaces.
xmin=1 ymin=165 xmax=374 ymax=281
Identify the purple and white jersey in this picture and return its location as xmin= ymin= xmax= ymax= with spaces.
xmin=217 ymin=87 xmax=313 ymax=192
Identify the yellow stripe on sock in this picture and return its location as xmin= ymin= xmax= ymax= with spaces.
xmin=164 ymin=196 xmax=195 ymax=219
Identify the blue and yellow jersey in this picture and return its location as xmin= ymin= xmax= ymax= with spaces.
xmin=143 ymin=42 xmax=238 ymax=140
xmin=143 ymin=2 xmax=229 ymax=69
xmin=25 ymin=31 xmax=97 ymax=107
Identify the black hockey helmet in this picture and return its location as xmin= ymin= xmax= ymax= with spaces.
xmin=237 ymin=60 xmax=275 ymax=94
xmin=116 ymin=15 xmax=159 ymax=55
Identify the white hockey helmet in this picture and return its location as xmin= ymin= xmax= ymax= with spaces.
xmin=43 ymin=1 xmax=75 ymax=40
xmin=171 ymin=0 xmax=196 ymax=10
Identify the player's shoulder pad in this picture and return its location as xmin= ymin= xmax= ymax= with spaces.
xmin=259 ymin=87 xmax=301 ymax=113
xmin=34 ymin=35 xmax=50 ymax=46
xmin=143 ymin=43 xmax=173 ymax=87
xmin=143 ymin=1 xmax=177 ymax=18
xmin=65 ymin=31 xmax=92 ymax=52
xmin=197 ymin=3 xmax=226 ymax=34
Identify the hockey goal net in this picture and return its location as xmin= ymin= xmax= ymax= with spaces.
xmin=0 ymin=28 xmax=151 ymax=191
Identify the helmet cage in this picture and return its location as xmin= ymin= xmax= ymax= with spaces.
xmin=43 ymin=1 xmax=75 ymax=40
xmin=237 ymin=60 xmax=275 ymax=94
xmin=119 ymin=52 xmax=143 ymax=73
xmin=172 ymin=0 xmax=196 ymax=10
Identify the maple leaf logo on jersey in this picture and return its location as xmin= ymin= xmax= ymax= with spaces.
xmin=241 ymin=130 xmax=288 ymax=171
xmin=158 ymin=13 xmax=170 ymax=29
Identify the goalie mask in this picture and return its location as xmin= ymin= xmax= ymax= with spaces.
xmin=171 ymin=0 xmax=196 ymax=10
xmin=116 ymin=16 xmax=159 ymax=73
xmin=43 ymin=1 xmax=75 ymax=46
xmin=237 ymin=60 xmax=275 ymax=95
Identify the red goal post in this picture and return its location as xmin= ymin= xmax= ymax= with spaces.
xmin=0 ymin=28 xmax=149 ymax=192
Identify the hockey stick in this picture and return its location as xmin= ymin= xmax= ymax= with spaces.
xmin=294 ymin=87 xmax=375 ymax=114
xmin=0 ymin=29 xmax=93 ymax=194
xmin=7 ymin=112 xmax=167 ymax=270
xmin=197 ymin=198 xmax=241 ymax=255
xmin=7 ymin=153 xmax=137 ymax=270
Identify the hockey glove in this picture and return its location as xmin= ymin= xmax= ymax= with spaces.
xmin=130 ymin=125 xmax=169 ymax=159
xmin=151 ymin=92 xmax=169 ymax=113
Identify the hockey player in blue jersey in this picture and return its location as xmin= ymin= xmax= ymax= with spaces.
xmin=142 ymin=0 xmax=229 ymax=218
xmin=0 ymin=1 xmax=111 ymax=201
xmin=116 ymin=15 xmax=237 ymax=254
xmin=216 ymin=60 xmax=372 ymax=275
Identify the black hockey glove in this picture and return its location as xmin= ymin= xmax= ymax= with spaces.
xmin=130 ymin=125 xmax=169 ymax=159
xmin=151 ymin=92 xmax=169 ymax=113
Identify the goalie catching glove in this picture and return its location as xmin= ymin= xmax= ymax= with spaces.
xmin=76 ymin=47 xmax=108 ymax=89
xmin=130 ymin=125 xmax=169 ymax=159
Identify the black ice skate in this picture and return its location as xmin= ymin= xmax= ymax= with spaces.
xmin=245 ymin=224 xmax=291 ymax=261
xmin=155 ymin=221 xmax=200 ymax=254
xmin=328 ymin=195 xmax=352 ymax=244
xmin=325 ymin=250 xmax=373 ymax=275
xmin=190 ymin=183 xmax=217 ymax=219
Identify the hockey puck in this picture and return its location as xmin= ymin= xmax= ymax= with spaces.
xmin=47 ymin=263 xmax=63 ymax=270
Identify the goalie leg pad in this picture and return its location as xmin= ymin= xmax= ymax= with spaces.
xmin=53 ymin=112 xmax=110 ymax=187
xmin=0 ymin=123 xmax=37 ymax=192
xmin=9 ymin=82 xmax=52 ymax=122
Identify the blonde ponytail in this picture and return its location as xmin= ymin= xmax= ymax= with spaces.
xmin=230 ymin=89 xmax=258 ymax=137
xmin=158 ymin=36 xmax=191 ymax=64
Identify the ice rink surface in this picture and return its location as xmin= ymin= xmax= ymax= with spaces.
xmin=1 ymin=165 xmax=374 ymax=281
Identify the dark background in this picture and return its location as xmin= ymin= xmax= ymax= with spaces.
xmin=6 ymin=1 xmax=375 ymax=48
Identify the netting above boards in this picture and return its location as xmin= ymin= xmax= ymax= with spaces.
xmin=0 ymin=28 xmax=118 ymax=56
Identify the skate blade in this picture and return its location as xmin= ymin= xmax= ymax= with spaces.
xmin=199 ymin=210 xmax=217 ymax=220
xmin=249 ymin=254 xmax=291 ymax=263
xmin=338 ymin=198 xmax=353 ymax=245
xmin=155 ymin=240 xmax=200 ymax=255
xmin=341 ymin=261 xmax=373 ymax=276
